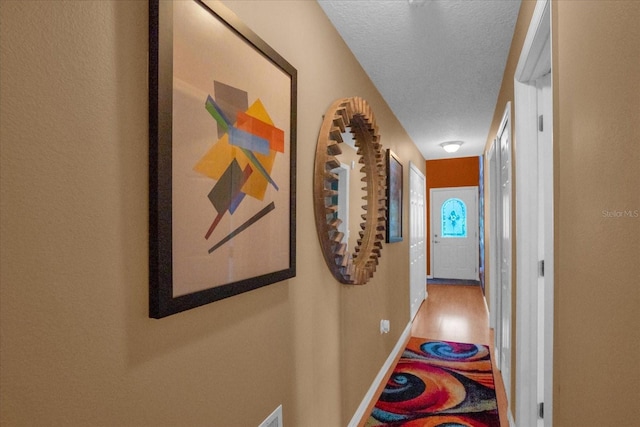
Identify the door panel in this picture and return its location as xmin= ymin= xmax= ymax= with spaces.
xmin=497 ymin=104 xmax=512 ymax=405
xmin=431 ymin=187 xmax=479 ymax=280
xmin=488 ymin=140 xmax=500 ymax=367
xmin=409 ymin=163 xmax=427 ymax=319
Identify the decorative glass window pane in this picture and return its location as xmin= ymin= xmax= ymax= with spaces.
xmin=441 ymin=198 xmax=467 ymax=238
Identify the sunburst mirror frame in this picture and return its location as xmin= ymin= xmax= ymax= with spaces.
xmin=313 ymin=97 xmax=386 ymax=285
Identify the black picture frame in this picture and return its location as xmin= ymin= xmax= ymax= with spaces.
xmin=386 ymin=149 xmax=403 ymax=243
xmin=149 ymin=0 xmax=297 ymax=318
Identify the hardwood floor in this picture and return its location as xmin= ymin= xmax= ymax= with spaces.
xmin=411 ymin=283 xmax=492 ymax=345
xmin=359 ymin=284 xmax=509 ymax=426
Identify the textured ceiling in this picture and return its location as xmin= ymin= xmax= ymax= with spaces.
xmin=318 ymin=0 xmax=521 ymax=160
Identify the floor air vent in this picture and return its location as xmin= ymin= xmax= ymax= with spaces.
xmin=259 ymin=405 xmax=283 ymax=427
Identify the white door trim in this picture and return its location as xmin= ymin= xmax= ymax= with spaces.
xmin=514 ymin=0 xmax=554 ymax=425
xmin=487 ymin=140 xmax=499 ymax=334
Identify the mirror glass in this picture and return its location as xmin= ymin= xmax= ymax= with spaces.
xmin=327 ymin=129 xmax=365 ymax=255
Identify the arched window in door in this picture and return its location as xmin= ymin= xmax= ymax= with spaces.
xmin=441 ymin=198 xmax=467 ymax=238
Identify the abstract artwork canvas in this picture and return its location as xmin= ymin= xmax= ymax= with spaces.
xmin=149 ymin=0 xmax=297 ymax=318
xmin=386 ymin=149 xmax=403 ymax=243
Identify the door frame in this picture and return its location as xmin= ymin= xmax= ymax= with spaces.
xmin=409 ymin=162 xmax=427 ymax=319
xmin=487 ymin=139 xmax=499 ymax=342
xmin=429 ymin=186 xmax=479 ymax=281
xmin=514 ymin=0 xmax=554 ymax=425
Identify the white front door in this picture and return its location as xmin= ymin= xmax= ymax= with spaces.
xmin=409 ymin=163 xmax=427 ymax=319
xmin=431 ymin=187 xmax=479 ymax=280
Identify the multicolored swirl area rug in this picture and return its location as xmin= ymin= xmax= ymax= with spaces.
xmin=365 ymin=338 xmax=500 ymax=427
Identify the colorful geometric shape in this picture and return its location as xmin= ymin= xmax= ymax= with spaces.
xmin=194 ymin=133 xmax=236 ymax=180
xmin=208 ymin=202 xmax=276 ymax=254
xmin=236 ymin=111 xmax=285 ymax=153
xmin=205 ymin=95 xmax=231 ymax=132
xmin=204 ymin=162 xmax=253 ymax=240
xmin=240 ymin=147 xmax=279 ymax=192
xmin=213 ymin=80 xmax=248 ymax=138
xmin=228 ymin=127 xmax=270 ymax=155
xmin=229 ymin=192 xmax=247 ymax=215
xmin=207 ymin=158 xmax=244 ymax=213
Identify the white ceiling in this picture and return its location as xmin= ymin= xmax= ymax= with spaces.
xmin=318 ymin=0 xmax=522 ymax=160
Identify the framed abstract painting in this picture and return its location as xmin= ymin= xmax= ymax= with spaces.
xmin=386 ymin=149 xmax=403 ymax=243
xmin=149 ymin=0 xmax=297 ymax=318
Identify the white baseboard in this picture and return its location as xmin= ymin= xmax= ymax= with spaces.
xmin=347 ymin=321 xmax=412 ymax=427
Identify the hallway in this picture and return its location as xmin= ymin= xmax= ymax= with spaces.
xmin=361 ymin=284 xmax=509 ymax=426
xmin=413 ymin=284 xmax=509 ymax=426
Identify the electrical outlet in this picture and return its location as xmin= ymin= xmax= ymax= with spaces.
xmin=380 ymin=319 xmax=390 ymax=334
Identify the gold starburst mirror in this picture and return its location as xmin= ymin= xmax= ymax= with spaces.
xmin=313 ymin=97 xmax=386 ymax=285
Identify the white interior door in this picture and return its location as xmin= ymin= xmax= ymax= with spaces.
xmin=497 ymin=103 xmax=512 ymax=406
xmin=430 ymin=187 xmax=479 ymax=280
xmin=409 ymin=163 xmax=427 ymax=319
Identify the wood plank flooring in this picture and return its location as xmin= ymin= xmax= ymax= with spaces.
xmin=411 ymin=283 xmax=492 ymax=345
xmin=358 ymin=284 xmax=509 ymax=426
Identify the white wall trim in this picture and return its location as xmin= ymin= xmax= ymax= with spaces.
xmin=258 ymin=404 xmax=283 ymax=427
xmin=515 ymin=0 xmax=551 ymax=82
xmin=514 ymin=77 xmax=539 ymax=426
xmin=487 ymin=139 xmax=498 ymax=333
xmin=514 ymin=0 xmax=553 ymax=426
xmin=348 ymin=321 xmax=412 ymax=427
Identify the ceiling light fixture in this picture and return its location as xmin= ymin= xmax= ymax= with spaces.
xmin=440 ymin=141 xmax=464 ymax=153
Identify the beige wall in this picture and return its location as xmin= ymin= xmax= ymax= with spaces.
xmin=553 ymin=1 xmax=640 ymax=425
xmin=0 ymin=1 xmax=425 ymax=426
xmin=485 ymin=1 xmax=640 ymax=425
